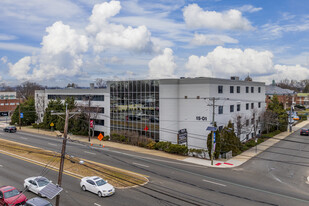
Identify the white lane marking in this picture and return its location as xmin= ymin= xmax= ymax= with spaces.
xmin=48 ymin=143 xmax=57 ymax=146
xmin=132 ymin=162 xmax=149 ymax=168
xmin=94 ymin=203 xmax=101 ymax=206
xmin=84 ymin=151 xmax=96 ymax=155
xmin=110 ymin=150 xmax=207 ymax=168
xmin=19 ymin=137 xmax=28 ymax=140
xmin=203 ymin=179 xmax=226 ymax=187
xmin=0 ymin=165 xmax=3 ymax=167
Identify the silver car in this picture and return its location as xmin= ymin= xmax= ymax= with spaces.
xmin=25 ymin=197 xmax=52 ymax=206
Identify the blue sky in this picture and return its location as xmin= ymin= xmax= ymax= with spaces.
xmin=0 ymin=0 xmax=309 ymax=86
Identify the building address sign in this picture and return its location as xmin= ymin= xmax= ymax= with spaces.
xmin=196 ymin=116 xmax=207 ymax=121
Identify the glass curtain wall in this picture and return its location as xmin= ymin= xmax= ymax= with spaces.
xmin=110 ymin=80 xmax=159 ymax=141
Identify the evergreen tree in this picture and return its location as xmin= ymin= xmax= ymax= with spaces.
xmin=207 ymin=122 xmax=221 ymax=159
xmin=220 ymin=121 xmax=241 ymax=156
xmin=11 ymin=97 xmax=37 ymax=126
xmin=267 ymin=95 xmax=288 ymax=131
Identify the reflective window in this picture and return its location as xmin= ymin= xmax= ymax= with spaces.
xmin=110 ymin=80 xmax=160 ymax=141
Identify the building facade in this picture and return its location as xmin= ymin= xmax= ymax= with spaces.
xmin=35 ymin=88 xmax=109 ymax=136
xmin=35 ymin=77 xmax=265 ymax=150
xmin=109 ymin=80 xmax=160 ymax=141
xmin=265 ymin=82 xmax=296 ymax=109
xmin=109 ymin=77 xmax=266 ymax=149
xmin=0 ymin=92 xmax=19 ymax=116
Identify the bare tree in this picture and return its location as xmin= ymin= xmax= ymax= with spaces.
xmin=95 ymin=78 xmax=107 ymax=88
xmin=0 ymin=83 xmax=14 ymax=92
xmin=16 ymin=81 xmax=44 ymax=99
xmin=66 ymin=83 xmax=78 ymax=88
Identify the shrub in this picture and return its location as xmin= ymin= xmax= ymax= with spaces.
xmin=261 ymin=130 xmax=281 ymax=138
xmin=164 ymin=144 xmax=188 ymax=155
xmin=146 ymin=140 xmax=156 ymax=149
xmin=299 ymin=114 xmax=307 ymax=121
xmin=102 ymin=135 xmax=110 ymax=141
xmin=110 ymin=133 xmax=128 ymax=143
xmin=155 ymin=141 xmax=171 ymax=151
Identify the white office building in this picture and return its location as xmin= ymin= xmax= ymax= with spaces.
xmin=35 ymin=86 xmax=109 ymax=136
xmin=109 ymin=77 xmax=266 ymax=150
xmin=159 ymin=77 xmax=265 ymax=149
xmin=35 ymin=77 xmax=265 ymax=149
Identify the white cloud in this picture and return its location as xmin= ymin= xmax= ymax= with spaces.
xmin=255 ymin=64 xmax=309 ymax=84
xmin=87 ymin=1 xmax=154 ymax=53
xmin=185 ymin=46 xmax=274 ymax=78
xmin=191 ymin=33 xmax=238 ymax=46
xmin=148 ymin=48 xmax=176 ymax=79
xmin=239 ymin=5 xmax=262 ymax=13
xmin=183 ymin=4 xmax=253 ymax=30
xmin=8 ymin=21 xmax=88 ymax=80
xmin=1 ymin=56 xmax=8 ymax=64
xmin=8 ymin=56 xmax=34 ymax=80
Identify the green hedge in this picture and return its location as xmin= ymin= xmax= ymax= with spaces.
xmin=299 ymin=114 xmax=307 ymax=120
xmin=261 ymin=130 xmax=281 ymax=138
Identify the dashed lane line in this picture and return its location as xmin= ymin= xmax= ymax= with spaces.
xmin=132 ymin=162 xmax=149 ymax=168
xmin=203 ymin=179 xmax=226 ymax=187
xmin=84 ymin=151 xmax=96 ymax=155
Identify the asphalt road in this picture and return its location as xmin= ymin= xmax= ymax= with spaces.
xmin=0 ymin=128 xmax=309 ymax=206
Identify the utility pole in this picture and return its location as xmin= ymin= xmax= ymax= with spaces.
xmin=52 ymin=104 xmax=80 ymax=206
xmin=88 ymin=96 xmax=91 ymax=142
xmin=211 ymin=97 xmax=215 ymax=166
xmin=55 ymin=104 xmax=69 ymax=206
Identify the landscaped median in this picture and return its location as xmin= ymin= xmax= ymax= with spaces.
xmin=0 ymin=138 xmax=148 ymax=188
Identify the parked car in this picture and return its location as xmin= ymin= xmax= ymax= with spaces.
xmin=25 ymin=197 xmax=52 ymax=206
xmin=24 ymin=176 xmax=51 ymax=197
xmin=300 ymin=128 xmax=309 ymax=136
xmin=80 ymin=176 xmax=115 ymax=197
xmin=3 ymin=126 xmax=17 ymax=133
xmin=0 ymin=185 xmax=27 ymax=206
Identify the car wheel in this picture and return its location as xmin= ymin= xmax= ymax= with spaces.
xmin=81 ymin=185 xmax=86 ymax=191
xmin=25 ymin=185 xmax=28 ymax=191
xmin=98 ymin=191 xmax=102 ymax=197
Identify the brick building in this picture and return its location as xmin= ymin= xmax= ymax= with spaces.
xmin=0 ymin=92 xmax=20 ymax=116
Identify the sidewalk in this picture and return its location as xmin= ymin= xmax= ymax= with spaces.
xmin=183 ymin=119 xmax=309 ymax=168
xmin=3 ymin=120 xmax=309 ymax=168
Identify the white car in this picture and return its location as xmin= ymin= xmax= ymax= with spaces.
xmin=24 ymin=176 xmax=51 ymax=197
xmin=80 ymin=176 xmax=115 ymax=197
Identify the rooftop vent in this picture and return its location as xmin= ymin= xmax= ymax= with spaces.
xmin=90 ymin=83 xmax=94 ymax=89
xmin=231 ymin=76 xmax=239 ymax=80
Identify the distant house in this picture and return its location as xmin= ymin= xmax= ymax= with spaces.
xmin=265 ymin=81 xmax=296 ymax=109
xmin=295 ymin=93 xmax=309 ymax=107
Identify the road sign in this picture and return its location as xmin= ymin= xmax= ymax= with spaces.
xmin=206 ymin=126 xmax=217 ymax=131
xmin=90 ymin=120 xmax=93 ymax=128
xmin=178 ymin=129 xmax=187 ymax=144
xmin=50 ymin=122 xmax=54 ymax=127
xmin=214 ymin=132 xmax=216 ymax=143
xmin=20 ymin=113 xmax=23 ymax=118
xmin=98 ymin=133 xmax=104 ymax=141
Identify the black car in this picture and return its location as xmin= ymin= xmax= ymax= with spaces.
xmin=3 ymin=126 xmax=17 ymax=133
xmin=300 ymin=128 xmax=309 ymax=136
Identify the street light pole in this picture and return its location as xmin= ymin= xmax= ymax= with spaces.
xmin=55 ymin=104 xmax=69 ymax=206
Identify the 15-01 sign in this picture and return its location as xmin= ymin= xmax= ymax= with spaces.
xmin=196 ymin=116 xmax=207 ymax=121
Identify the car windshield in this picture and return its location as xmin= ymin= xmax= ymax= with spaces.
xmin=4 ymin=189 xmax=19 ymax=198
xmin=96 ymin=179 xmax=107 ymax=186
xmin=37 ymin=179 xmax=49 ymax=187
